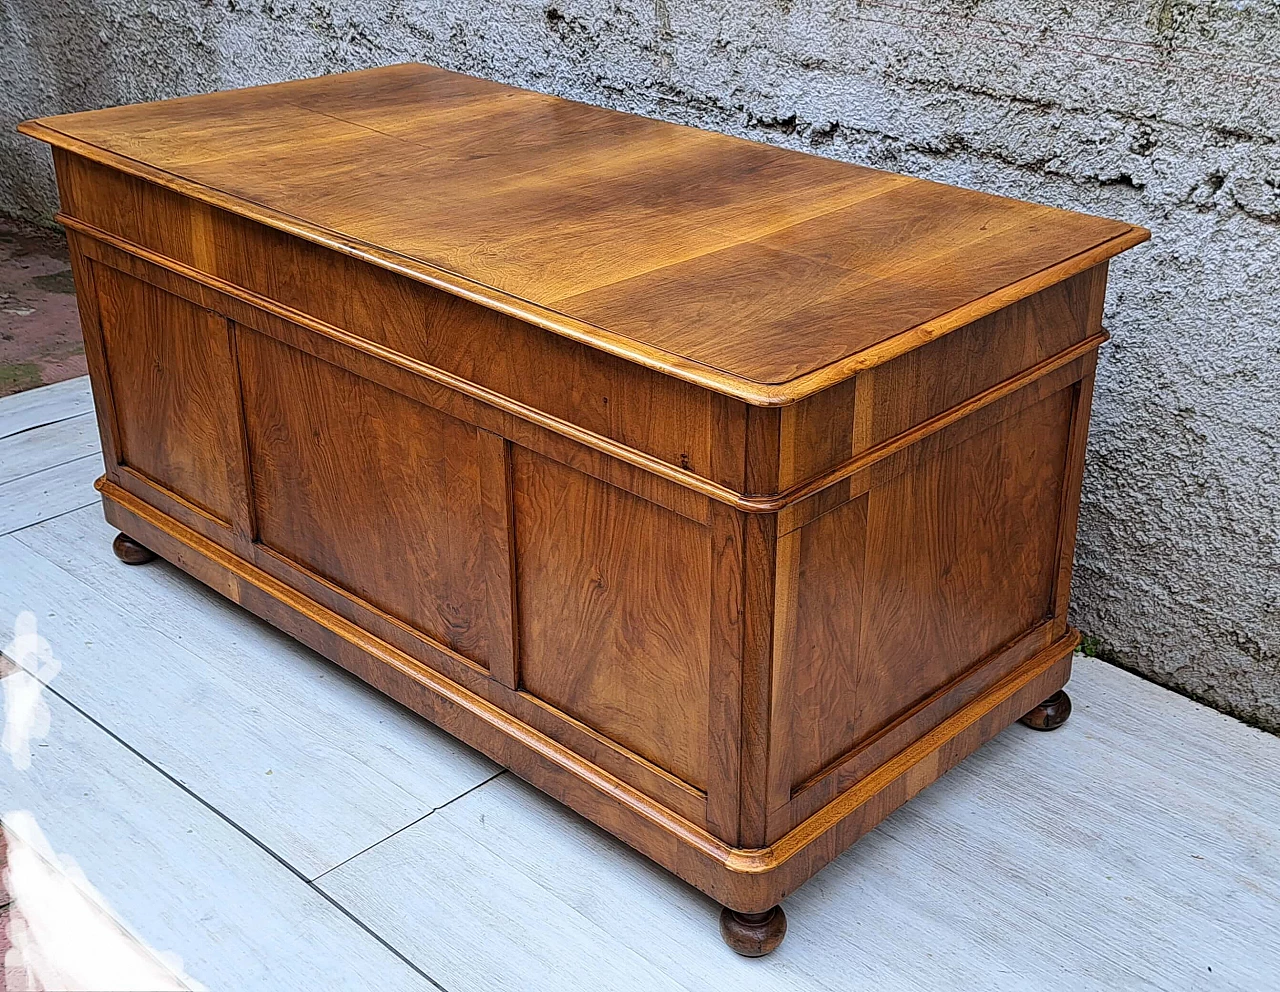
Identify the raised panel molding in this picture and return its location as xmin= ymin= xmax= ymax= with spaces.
xmin=236 ymin=327 xmax=515 ymax=676
xmin=93 ymin=262 xmax=242 ymax=523
xmin=28 ymin=64 xmax=1146 ymax=930
xmin=512 ymin=447 xmax=714 ymax=791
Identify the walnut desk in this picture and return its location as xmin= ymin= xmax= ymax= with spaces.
xmin=21 ymin=64 xmax=1148 ymax=956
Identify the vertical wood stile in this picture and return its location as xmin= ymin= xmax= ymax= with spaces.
xmin=224 ymin=319 xmax=261 ymax=556
xmin=63 ymin=236 xmax=123 ymax=474
xmin=1050 ymin=364 xmax=1098 ymax=634
xmin=705 ymin=393 xmax=749 ymax=841
xmin=705 ymin=502 xmax=746 ymax=841
xmin=479 ymin=433 xmax=520 ymax=689
xmin=738 ymin=405 xmax=782 ymax=847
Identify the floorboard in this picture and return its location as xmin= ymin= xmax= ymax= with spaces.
xmin=320 ymin=788 xmax=698 ymax=992
xmin=0 ymin=690 xmax=436 ymax=992
xmin=322 ymin=659 xmax=1280 ymax=992
xmin=0 ymin=411 xmax=99 ymax=485
xmin=0 ymin=376 xmax=94 ymax=439
xmin=0 ymin=452 xmax=100 ymax=535
xmin=4 ymin=376 xmax=1277 ymax=991
xmin=4 ymin=511 xmax=499 ymax=879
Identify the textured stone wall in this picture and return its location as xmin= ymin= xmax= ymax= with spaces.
xmin=2 ymin=1 xmax=1277 ymax=729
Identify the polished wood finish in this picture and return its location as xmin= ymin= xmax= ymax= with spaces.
xmin=21 ymin=64 xmax=1146 ymax=405
xmin=513 ymin=449 xmax=713 ymax=789
xmin=95 ymin=265 xmax=244 ymax=524
xmin=111 ymin=532 xmax=155 ymax=565
xmin=22 ymin=63 xmax=1147 ymax=951
xmin=1020 ymin=690 xmax=1074 ymax=731
xmin=238 ymin=329 xmax=516 ymax=676
xmin=720 ymin=906 xmax=787 ymax=957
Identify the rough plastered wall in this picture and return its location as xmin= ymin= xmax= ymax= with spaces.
xmin=1 ymin=1 xmax=1277 ymax=730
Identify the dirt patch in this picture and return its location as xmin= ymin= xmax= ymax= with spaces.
xmin=0 ymin=215 xmax=85 ymax=399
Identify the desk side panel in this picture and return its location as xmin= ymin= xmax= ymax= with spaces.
xmin=777 ymin=264 xmax=1106 ymax=492
xmin=765 ymin=273 xmax=1106 ymax=841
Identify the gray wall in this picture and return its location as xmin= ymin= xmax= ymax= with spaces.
xmin=3 ymin=1 xmax=1277 ymax=729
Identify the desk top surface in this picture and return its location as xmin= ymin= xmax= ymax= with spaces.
xmin=23 ymin=63 xmax=1147 ymax=404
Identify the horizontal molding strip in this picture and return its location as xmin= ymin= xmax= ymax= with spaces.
xmin=99 ymin=475 xmax=1076 ymax=878
xmin=763 ymin=330 xmax=1108 ymax=511
xmin=247 ymin=545 xmax=707 ymax=808
xmin=27 ymin=121 xmax=1148 ymax=405
xmin=62 ymin=213 xmax=1105 ymax=515
xmin=99 ymin=477 xmax=731 ymax=857
xmin=786 ymin=620 xmax=1055 ymax=805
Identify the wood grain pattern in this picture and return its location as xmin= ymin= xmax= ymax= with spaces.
xmin=67 ymin=231 xmax=714 ymax=523
xmin=9 ymin=472 xmax=1274 ymax=992
xmin=20 ymin=67 xmax=1151 ymax=940
xmin=93 ymin=263 xmax=241 ymax=522
xmin=854 ymin=388 xmax=1073 ymax=744
xmin=238 ymin=328 xmax=514 ymax=675
xmin=772 ymin=263 xmax=1105 ymax=498
xmin=24 ymin=63 xmax=1147 ymax=402
xmin=7 ymin=510 xmax=499 ymax=878
xmin=5 ymin=408 xmax=1274 ymax=989
xmin=1051 ymin=363 xmax=1101 ymax=634
xmin=61 ymin=206 xmax=1110 ymax=521
xmin=316 ymin=656 xmax=1280 ymax=991
xmin=56 ymin=156 xmax=717 ymax=478
xmin=512 ymin=448 xmax=712 ymax=790
xmin=704 ymin=502 xmax=746 ymax=841
xmin=59 ymin=188 xmax=731 ymax=505
xmin=95 ymin=478 xmax=1076 ymax=914
xmin=769 ymin=494 xmax=869 ymax=801
xmin=780 ymin=621 xmax=1060 ymax=834
xmin=853 ymin=265 xmax=1104 ymax=453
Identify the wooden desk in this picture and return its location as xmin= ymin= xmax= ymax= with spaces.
xmin=21 ymin=64 xmax=1147 ymax=955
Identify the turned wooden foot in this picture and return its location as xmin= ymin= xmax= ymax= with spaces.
xmin=719 ymin=905 xmax=787 ymax=957
xmin=112 ymin=532 xmax=156 ymax=565
xmin=1019 ymin=689 xmax=1072 ymax=731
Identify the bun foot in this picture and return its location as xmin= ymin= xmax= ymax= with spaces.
xmin=719 ymin=905 xmax=787 ymax=957
xmin=112 ymin=532 xmax=156 ymax=565
xmin=1019 ymin=689 xmax=1072 ymax=731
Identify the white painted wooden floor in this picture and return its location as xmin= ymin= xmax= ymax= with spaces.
xmin=1 ymin=377 xmax=1277 ymax=992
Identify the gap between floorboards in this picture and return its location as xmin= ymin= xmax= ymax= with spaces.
xmin=20 ymin=674 xmax=466 ymax=992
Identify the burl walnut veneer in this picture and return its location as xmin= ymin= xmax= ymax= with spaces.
xmin=21 ymin=64 xmax=1148 ymax=955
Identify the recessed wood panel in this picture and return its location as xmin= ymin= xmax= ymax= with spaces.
xmin=772 ymin=388 xmax=1074 ymax=798
xmin=93 ymin=262 xmax=240 ymax=521
xmin=237 ymin=328 xmax=513 ymax=674
xmin=29 ymin=66 xmax=1150 ymax=925
xmin=512 ymin=448 xmax=712 ymax=790
xmin=854 ymin=387 xmax=1074 ymax=743
xmin=771 ymin=494 xmax=869 ymax=793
